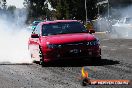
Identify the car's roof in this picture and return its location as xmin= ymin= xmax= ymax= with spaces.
xmin=39 ymin=20 xmax=78 ymax=25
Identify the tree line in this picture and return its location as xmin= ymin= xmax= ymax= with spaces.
xmin=23 ymin=0 xmax=98 ymax=22
xmin=1 ymin=0 xmax=132 ymax=23
xmin=24 ymin=0 xmax=132 ymax=22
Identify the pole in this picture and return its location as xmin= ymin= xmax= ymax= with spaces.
xmin=108 ymin=0 xmax=109 ymax=18
xmin=85 ymin=0 xmax=88 ymax=25
xmin=98 ymin=5 xmax=100 ymax=16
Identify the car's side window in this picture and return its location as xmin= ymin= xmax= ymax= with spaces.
xmin=34 ymin=24 xmax=41 ymax=35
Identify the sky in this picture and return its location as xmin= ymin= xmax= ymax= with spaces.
xmin=6 ymin=0 xmax=24 ymax=8
xmin=6 ymin=0 xmax=54 ymax=10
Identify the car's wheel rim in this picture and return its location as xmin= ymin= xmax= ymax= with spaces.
xmin=39 ymin=49 xmax=44 ymax=65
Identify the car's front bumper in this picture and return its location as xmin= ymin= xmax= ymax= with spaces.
xmin=42 ymin=46 xmax=101 ymax=62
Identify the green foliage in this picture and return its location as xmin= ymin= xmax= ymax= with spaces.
xmin=24 ymin=0 xmax=49 ymax=21
xmin=7 ymin=6 xmax=16 ymax=14
xmin=0 ymin=0 xmax=7 ymax=10
xmin=24 ymin=0 xmax=98 ymax=21
xmin=49 ymin=0 xmax=98 ymax=20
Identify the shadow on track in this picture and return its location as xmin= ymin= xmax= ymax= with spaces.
xmin=39 ymin=58 xmax=120 ymax=67
xmin=0 ymin=59 xmax=120 ymax=67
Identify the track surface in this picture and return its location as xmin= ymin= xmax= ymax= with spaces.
xmin=0 ymin=34 xmax=132 ymax=88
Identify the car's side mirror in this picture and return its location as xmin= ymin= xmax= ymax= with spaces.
xmin=31 ymin=34 xmax=39 ymax=38
xmin=89 ymin=30 xmax=95 ymax=34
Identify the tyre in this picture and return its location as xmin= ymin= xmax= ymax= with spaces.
xmin=82 ymin=78 xmax=91 ymax=86
xmin=39 ymin=48 xmax=45 ymax=66
xmin=82 ymin=78 xmax=87 ymax=86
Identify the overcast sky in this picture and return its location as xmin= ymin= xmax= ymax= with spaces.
xmin=6 ymin=0 xmax=24 ymax=8
xmin=6 ymin=0 xmax=54 ymax=10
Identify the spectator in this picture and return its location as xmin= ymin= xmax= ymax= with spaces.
xmin=85 ymin=20 xmax=94 ymax=30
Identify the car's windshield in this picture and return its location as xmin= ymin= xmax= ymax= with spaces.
xmin=42 ymin=22 xmax=86 ymax=36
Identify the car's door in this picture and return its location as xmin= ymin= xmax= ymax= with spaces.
xmin=29 ymin=24 xmax=41 ymax=60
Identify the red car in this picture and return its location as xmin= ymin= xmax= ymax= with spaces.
xmin=28 ymin=20 xmax=101 ymax=65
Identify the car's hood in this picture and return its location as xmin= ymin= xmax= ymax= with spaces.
xmin=41 ymin=33 xmax=96 ymax=44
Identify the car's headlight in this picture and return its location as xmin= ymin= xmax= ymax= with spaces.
xmin=47 ymin=44 xmax=62 ymax=49
xmin=87 ymin=39 xmax=100 ymax=46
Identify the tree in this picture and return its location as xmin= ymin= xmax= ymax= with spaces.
xmin=7 ymin=6 xmax=16 ymax=14
xmin=49 ymin=0 xmax=98 ymax=21
xmin=24 ymin=0 xmax=98 ymax=21
xmin=2 ymin=0 xmax=7 ymax=10
xmin=24 ymin=0 xmax=51 ymax=21
xmin=0 ymin=1 xmax=1 ymax=10
xmin=0 ymin=0 xmax=7 ymax=10
xmin=110 ymin=0 xmax=132 ymax=7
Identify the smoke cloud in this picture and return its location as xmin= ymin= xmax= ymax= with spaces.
xmin=95 ymin=5 xmax=132 ymax=39
xmin=0 ymin=8 xmax=32 ymax=64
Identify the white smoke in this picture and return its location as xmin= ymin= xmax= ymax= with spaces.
xmin=7 ymin=0 xmax=24 ymax=8
xmin=0 ymin=9 xmax=32 ymax=64
xmin=94 ymin=5 xmax=132 ymax=39
xmin=111 ymin=5 xmax=132 ymax=39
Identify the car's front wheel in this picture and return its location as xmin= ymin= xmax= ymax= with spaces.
xmin=39 ymin=48 xmax=45 ymax=66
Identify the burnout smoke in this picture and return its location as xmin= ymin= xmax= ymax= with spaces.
xmin=0 ymin=9 xmax=32 ymax=64
xmin=95 ymin=5 xmax=132 ymax=39
xmin=111 ymin=5 xmax=132 ymax=39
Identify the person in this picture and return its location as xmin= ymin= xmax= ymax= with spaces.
xmin=85 ymin=20 xmax=94 ymax=31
